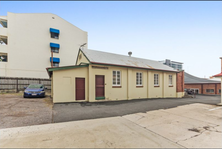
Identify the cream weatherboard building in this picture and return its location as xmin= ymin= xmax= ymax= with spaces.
xmin=47 ymin=49 xmax=184 ymax=103
xmin=0 ymin=12 xmax=87 ymax=78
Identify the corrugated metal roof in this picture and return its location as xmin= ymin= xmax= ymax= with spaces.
xmin=185 ymin=72 xmax=220 ymax=84
xmin=81 ymin=49 xmax=177 ymax=72
xmin=213 ymin=72 xmax=222 ymax=78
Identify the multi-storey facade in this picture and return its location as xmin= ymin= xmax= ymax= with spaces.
xmin=160 ymin=59 xmax=183 ymax=70
xmin=0 ymin=12 xmax=88 ymax=78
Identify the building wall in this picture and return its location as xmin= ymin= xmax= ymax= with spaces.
xmin=53 ymin=67 xmax=88 ymax=103
xmin=130 ymin=69 xmax=148 ymax=99
xmin=176 ymin=71 xmax=185 ymax=97
xmin=185 ymin=83 xmax=221 ymax=95
xmin=52 ymin=64 xmax=179 ymax=103
xmin=88 ymin=65 xmax=128 ymax=102
xmin=0 ymin=12 xmax=87 ymax=78
xmin=76 ymin=50 xmax=89 ymax=65
xmin=163 ymin=71 xmax=177 ymax=98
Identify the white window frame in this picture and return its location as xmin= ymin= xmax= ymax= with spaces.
xmin=136 ymin=72 xmax=143 ymax=86
xmin=154 ymin=74 xmax=159 ymax=86
xmin=112 ymin=70 xmax=121 ymax=86
xmin=169 ymin=75 xmax=173 ymax=86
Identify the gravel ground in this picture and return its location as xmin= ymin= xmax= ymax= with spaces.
xmin=0 ymin=93 xmax=53 ymax=129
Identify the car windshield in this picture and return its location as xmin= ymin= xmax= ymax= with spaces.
xmin=28 ymin=84 xmax=43 ymax=89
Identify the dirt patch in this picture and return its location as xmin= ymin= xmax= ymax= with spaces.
xmin=203 ymin=126 xmax=210 ymax=130
xmin=43 ymin=98 xmax=53 ymax=108
xmin=188 ymin=128 xmax=201 ymax=133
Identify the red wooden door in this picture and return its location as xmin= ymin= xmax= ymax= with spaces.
xmin=76 ymin=78 xmax=85 ymax=100
xmin=95 ymin=75 xmax=105 ymax=100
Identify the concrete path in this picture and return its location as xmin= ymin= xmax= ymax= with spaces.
xmin=1 ymin=103 xmax=221 ymax=148
xmin=0 ymin=117 xmax=182 ymax=148
xmin=123 ymin=103 xmax=222 ymax=148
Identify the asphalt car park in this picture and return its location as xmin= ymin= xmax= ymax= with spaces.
xmin=52 ymin=95 xmax=221 ymax=123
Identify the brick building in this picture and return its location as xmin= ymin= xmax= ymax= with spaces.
xmin=184 ymin=72 xmax=221 ymax=95
xmin=177 ymin=70 xmax=184 ymax=94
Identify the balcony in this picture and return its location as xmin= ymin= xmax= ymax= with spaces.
xmin=0 ymin=16 xmax=7 ymax=28
xmin=0 ymin=44 xmax=7 ymax=53
xmin=0 ymin=27 xmax=7 ymax=36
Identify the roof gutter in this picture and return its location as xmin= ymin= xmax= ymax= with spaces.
xmin=185 ymin=82 xmax=221 ymax=84
xmin=46 ymin=64 xmax=89 ymax=77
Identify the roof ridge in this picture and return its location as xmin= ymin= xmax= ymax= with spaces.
xmin=184 ymin=72 xmax=220 ymax=83
xmin=83 ymin=49 xmax=162 ymax=63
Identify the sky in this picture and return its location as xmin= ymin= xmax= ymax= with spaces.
xmin=0 ymin=1 xmax=221 ymax=78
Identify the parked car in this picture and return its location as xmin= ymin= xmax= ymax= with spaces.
xmin=24 ymin=84 xmax=47 ymax=98
xmin=185 ymin=89 xmax=194 ymax=95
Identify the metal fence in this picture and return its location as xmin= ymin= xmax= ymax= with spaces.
xmin=0 ymin=77 xmax=51 ymax=92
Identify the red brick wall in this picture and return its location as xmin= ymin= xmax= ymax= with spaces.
xmin=217 ymin=84 xmax=221 ymax=94
xmin=176 ymin=71 xmax=184 ymax=92
xmin=185 ymin=83 xmax=221 ymax=95
xmin=184 ymin=84 xmax=202 ymax=94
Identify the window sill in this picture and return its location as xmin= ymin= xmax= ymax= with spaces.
xmin=112 ymin=86 xmax=121 ymax=88
xmin=136 ymin=86 xmax=143 ymax=88
xmin=154 ymin=85 xmax=159 ymax=87
xmin=169 ymin=85 xmax=173 ymax=87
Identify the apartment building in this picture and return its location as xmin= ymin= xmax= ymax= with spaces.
xmin=160 ymin=59 xmax=183 ymax=70
xmin=0 ymin=12 xmax=88 ymax=78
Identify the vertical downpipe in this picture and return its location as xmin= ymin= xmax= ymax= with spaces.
xmin=147 ymin=70 xmax=149 ymax=98
xmin=51 ymin=51 xmax=53 ymax=68
xmin=127 ymin=68 xmax=129 ymax=100
xmin=162 ymin=72 xmax=164 ymax=98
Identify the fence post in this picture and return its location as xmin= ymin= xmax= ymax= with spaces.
xmin=16 ymin=78 xmax=19 ymax=93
